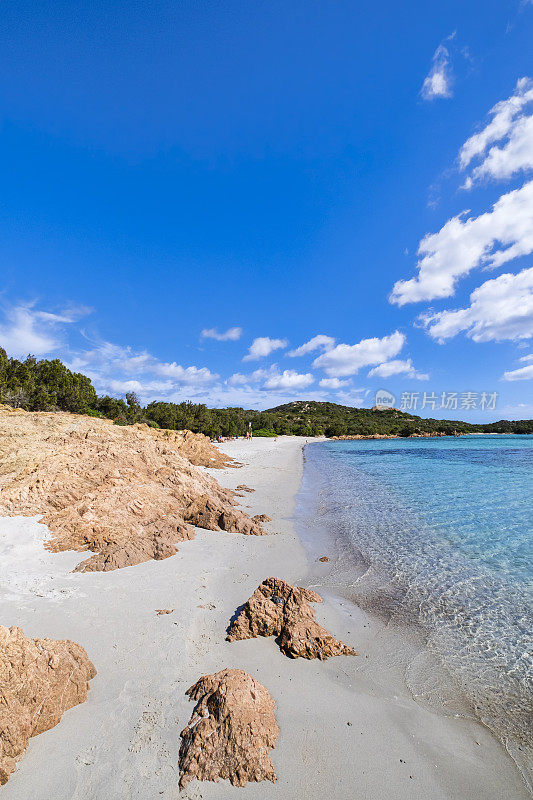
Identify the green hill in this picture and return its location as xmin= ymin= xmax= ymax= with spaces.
xmin=258 ymin=400 xmax=533 ymax=437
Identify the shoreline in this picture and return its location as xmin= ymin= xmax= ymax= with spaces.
xmin=0 ymin=436 xmax=529 ymax=798
xmin=295 ymin=440 xmax=532 ymax=793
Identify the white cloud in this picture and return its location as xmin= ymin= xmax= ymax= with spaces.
xmin=463 ymin=117 xmax=533 ymax=189
xmin=501 ymin=352 xmax=533 ymax=381
xmin=227 ymin=366 xmax=273 ymax=386
xmin=422 ymin=267 xmax=533 ymax=342
xmin=243 ymin=336 xmax=288 ymax=361
xmin=68 ymin=339 xmax=219 ymax=402
xmin=152 ymin=362 xmax=216 ymax=384
xmin=106 ymin=378 xmax=175 ymax=395
xmin=71 ymin=343 xmax=159 ymax=377
xmin=334 ymin=389 xmax=366 ymax=408
xmin=421 ymin=42 xmax=453 ymax=100
xmin=368 ymin=358 xmax=429 ymax=380
xmin=460 ymin=78 xmax=533 ymax=186
xmin=390 ymin=180 xmax=533 ymax=305
xmin=262 ymin=369 xmax=314 ymax=390
xmin=0 ymin=303 xmax=89 ymax=358
xmin=502 ymin=363 xmax=533 ymax=381
xmin=288 ymin=335 xmax=335 ymax=357
xmin=230 ymin=364 xmax=314 ymax=392
xmin=227 ymin=372 xmax=248 ymax=386
xmin=313 ymin=331 xmax=405 ymax=377
xmin=201 ymin=326 xmax=242 ymax=341
xmin=492 ymin=400 xmax=533 ymax=419
xmin=120 ymin=353 xmax=153 ymax=372
xmin=319 ymin=377 xmax=351 ymax=389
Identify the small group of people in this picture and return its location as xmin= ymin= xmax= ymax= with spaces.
xmin=213 ymin=425 xmax=254 ymax=443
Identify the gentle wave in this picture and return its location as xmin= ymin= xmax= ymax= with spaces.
xmin=298 ymin=436 xmax=533 ymax=777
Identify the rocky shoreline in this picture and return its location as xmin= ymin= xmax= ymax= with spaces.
xmin=331 ymin=430 xmax=462 ymax=440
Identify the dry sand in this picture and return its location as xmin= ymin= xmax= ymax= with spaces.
xmin=0 ymin=436 xmax=529 ymax=799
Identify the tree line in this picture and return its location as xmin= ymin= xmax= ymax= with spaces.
xmin=1 ymin=348 xmax=532 ymax=437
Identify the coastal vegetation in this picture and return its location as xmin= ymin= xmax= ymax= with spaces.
xmin=1 ymin=348 xmax=532 ymax=437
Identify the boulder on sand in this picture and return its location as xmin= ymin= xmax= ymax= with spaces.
xmin=0 ymin=625 xmax=96 ymax=785
xmin=179 ymin=668 xmax=278 ymax=789
xmin=227 ymin=577 xmax=357 ymax=660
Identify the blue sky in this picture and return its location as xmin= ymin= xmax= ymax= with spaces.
xmin=1 ymin=0 xmax=533 ymax=420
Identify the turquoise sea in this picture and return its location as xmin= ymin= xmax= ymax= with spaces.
xmin=299 ymin=435 xmax=532 ymax=766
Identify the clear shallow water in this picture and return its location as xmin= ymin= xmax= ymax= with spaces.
xmin=300 ymin=436 xmax=532 ymax=767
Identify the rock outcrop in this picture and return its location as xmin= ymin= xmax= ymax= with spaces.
xmin=0 ymin=410 xmax=266 ymax=572
xmin=179 ymin=668 xmax=278 ymax=789
xmin=227 ymin=577 xmax=357 ymax=660
xmin=136 ymin=426 xmax=234 ymax=469
xmin=252 ymin=513 xmax=272 ymax=523
xmin=331 ymin=431 xmax=450 ymax=440
xmin=0 ymin=625 xmax=96 ymax=785
xmin=183 ymin=495 xmax=266 ymax=536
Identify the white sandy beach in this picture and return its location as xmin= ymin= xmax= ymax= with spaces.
xmin=0 ymin=436 xmax=529 ymax=800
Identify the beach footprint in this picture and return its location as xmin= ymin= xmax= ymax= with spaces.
xmin=128 ymin=708 xmax=164 ymax=754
